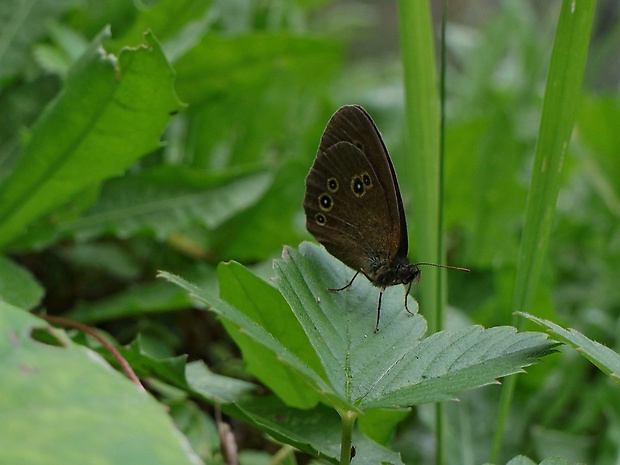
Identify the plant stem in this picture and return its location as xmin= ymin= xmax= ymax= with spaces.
xmin=339 ymin=410 xmax=358 ymax=465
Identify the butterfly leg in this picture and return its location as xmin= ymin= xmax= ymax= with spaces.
xmin=404 ymin=281 xmax=415 ymax=315
xmin=374 ymin=287 xmax=385 ymax=333
xmin=329 ymin=271 xmax=360 ymax=292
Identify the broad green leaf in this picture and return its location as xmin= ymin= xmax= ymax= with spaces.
xmin=519 ymin=312 xmax=620 ymax=384
xmin=275 ymin=243 xmax=558 ymax=409
xmin=165 ymin=243 xmax=557 ymax=413
xmin=158 ymin=270 xmax=350 ymax=412
xmin=0 ymin=27 xmax=181 ymax=250
xmin=274 ymin=243 xmax=426 ymax=403
xmin=219 ymin=262 xmax=323 ymax=409
xmin=0 ymin=256 xmax=44 ymax=309
xmin=0 ymin=303 xmax=201 ymax=465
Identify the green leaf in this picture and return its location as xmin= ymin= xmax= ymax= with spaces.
xmin=0 ymin=303 xmax=201 ymax=465
xmin=57 ymin=165 xmax=273 ymax=242
xmin=66 ymin=265 xmax=215 ymax=324
xmin=219 ymin=261 xmax=323 ymax=409
xmin=519 ymin=312 xmax=620 ymax=384
xmin=110 ymin=0 xmax=212 ymax=51
xmin=513 ymin=0 xmax=595 ymax=316
xmin=396 ymin=0 xmax=442 ymax=330
xmin=0 ymin=27 xmax=182 ymax=251
xmin=163 ymin=243 xmax=558 ymax=413
xmin=0 ymin=256 xmax=44 ymax=309
xmin=186 ymin=370 xmax=404 ymax=465
xmin=276 ymin=243 xmax=558 ymax=409
xmin=158 ymin=269 xmax=348 ymax=411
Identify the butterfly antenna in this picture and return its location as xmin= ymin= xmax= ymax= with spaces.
xmin=414 ymin=262 xmax=470 ymax=273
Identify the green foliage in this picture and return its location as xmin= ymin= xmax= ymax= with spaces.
xmin=160 ymin=243 xmax=558 ymax=463
xmin=0 ymin=303 xmax=201 ymax=465
xmin=1 ymin=0 xmax=620 ymax=464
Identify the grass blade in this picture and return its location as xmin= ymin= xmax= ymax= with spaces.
xmin=491 ymin=1 xmax=596 ymax=462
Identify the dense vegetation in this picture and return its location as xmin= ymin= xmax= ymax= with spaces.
xmin=1 ymin=1 xmax=619 ymax=464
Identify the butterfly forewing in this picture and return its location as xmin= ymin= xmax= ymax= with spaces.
xmin=317 ymin=105 xmax=408 ymax=257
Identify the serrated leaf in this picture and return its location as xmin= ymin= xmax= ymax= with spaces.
xmin=275 ymin=243 xmax=559 ymax=409
xmin=519 ymin=312 xmax=620 ymax=384
xmin=0 ymin=303 xmax=201 ymax=465
xmin=158 ymin=270 xmax=351 ymax=412
xmin=163 ymin=243 xmax=558 ymax=413
xmin=0 ymin=27 xmax=182 ymax=250
xmin=219 ymin=261 xmax=323 ymax=409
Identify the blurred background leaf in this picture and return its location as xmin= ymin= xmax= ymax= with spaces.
xmin=1 ymin=0 xmax=620 ymax=464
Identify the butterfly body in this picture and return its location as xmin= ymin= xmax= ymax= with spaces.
xmin=365 ymin=255 xmax=420 ymax=288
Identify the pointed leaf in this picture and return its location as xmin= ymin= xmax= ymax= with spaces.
xmin=219 ymin=262 xmax=323 ymax=408
xmin=158 ymin=271 xmax=351 ymax=412
xmin=519 ymin=312 xmax=620 ymax=384
xmin=275 ymin=243 xmax=559 ymax=409
xmin=0 ymin=27 xmax=181 ymax=250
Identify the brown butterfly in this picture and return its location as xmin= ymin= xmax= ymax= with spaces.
xmin=304 ymin=105 xmax=468 ymax=332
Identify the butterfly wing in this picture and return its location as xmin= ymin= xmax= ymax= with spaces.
xmin=314 ymin=105 xmax=408 ymax=258
xmin=304 ymin=140 xmax=399 ymax=275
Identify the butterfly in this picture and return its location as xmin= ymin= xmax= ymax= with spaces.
xmin=304 ymin=105 xmax=468 ymax=332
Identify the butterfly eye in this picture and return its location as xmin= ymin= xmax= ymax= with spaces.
xmin=327 ymin=177 xmax=339 ymax=192
xmin=315 ymin=213 xmax=326 ymax=225
xmin=318 ymin=193 xmax=333 ymax=211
